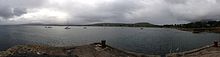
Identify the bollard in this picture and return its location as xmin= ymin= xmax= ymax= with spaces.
xmin=213 ymin=41 xmax=218 ymax=47
xmin=101 ymin=40 xmax=106 ymax=48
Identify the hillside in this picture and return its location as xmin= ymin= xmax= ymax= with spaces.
xmin=163 ymin=21 xmax=220 ymax=28
xmin=88 ymin=22 xmax=158 ymax=27
xmin=19 ymin=22 xmax=159 ymax=27
xmin=162 ymin=21 xmax=220 ymax=33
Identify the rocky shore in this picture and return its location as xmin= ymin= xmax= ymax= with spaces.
xmin=0 ymin=41 xmax=160 ymax=57
xmin=167 ymin=42 xmax=220 ymax=57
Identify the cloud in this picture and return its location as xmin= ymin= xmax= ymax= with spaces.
xmin=0 ymin=6 xmax=13 ymax=18
xmin=0 ymin=0 xmax=44 ymax=18
xmin=166 ymin=0 xmax=189 ymax=4
xmin=0 ymin=0 xmax=220 ymax=25
xmin=170 ymin=0 xmax=220 ymax=22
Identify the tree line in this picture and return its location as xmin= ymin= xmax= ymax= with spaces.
xmin=163 ymin=21 xmax=220 ymax=28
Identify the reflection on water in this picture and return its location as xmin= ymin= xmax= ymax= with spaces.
xmin=0 ymin=26 xmax=220 ymax=55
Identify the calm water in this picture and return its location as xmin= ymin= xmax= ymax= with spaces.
xmin=0 ymin=26 xmax=220 ymax=55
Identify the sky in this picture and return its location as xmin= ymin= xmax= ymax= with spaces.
xmin=0 ymin=0 xmax=220 ymax=25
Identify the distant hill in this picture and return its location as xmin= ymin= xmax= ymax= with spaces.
xmin=88 ymin=22 xmax=159 ymax=27
xmin=20 ymin=22 xmax=159 ymax=27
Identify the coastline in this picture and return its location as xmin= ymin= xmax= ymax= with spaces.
xmin=176 ymin=27 xmax=220 ymax=33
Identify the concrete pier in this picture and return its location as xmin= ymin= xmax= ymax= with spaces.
xmin=0 ymin=41 xmax=160 ymax=57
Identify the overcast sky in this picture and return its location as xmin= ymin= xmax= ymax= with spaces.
xmin=0 ymin=0 xmax=220 ymax=25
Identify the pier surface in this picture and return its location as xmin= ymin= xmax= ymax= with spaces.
xmin=0 ymin=43 xmax=159 ymax=57
xmin=2 ymin=42 xmax=220 ymax=57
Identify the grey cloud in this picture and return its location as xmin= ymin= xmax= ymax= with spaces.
xmin=0 ymin=0 xmax=44 ymax=8
xmin=1 ymin=0 xmax=220 ymax=25
xmin=166 ymin=0 xmax=189 ymax=4
xmin=169 ymin=0 xmax=220 ymax=22
xmin=69 ymin=0 xmax=143 ymax=24
xmin=0 ymin=0 xmax=44 ymax=19
xmin=0 ymin=6 xmax=13 ymax=18
xmin=13 ymin=8 xmax=27 ymax=16
xmin=0 ymin=7 xmax=27 ymax=19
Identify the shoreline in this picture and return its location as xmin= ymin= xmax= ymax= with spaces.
xmin=176 ymin=27 xmax=220 ymax=33
xmin=167 ymin=42 xmax=220 ymax=57
xmin=166 ymin=44 xmax=213 ymax=57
